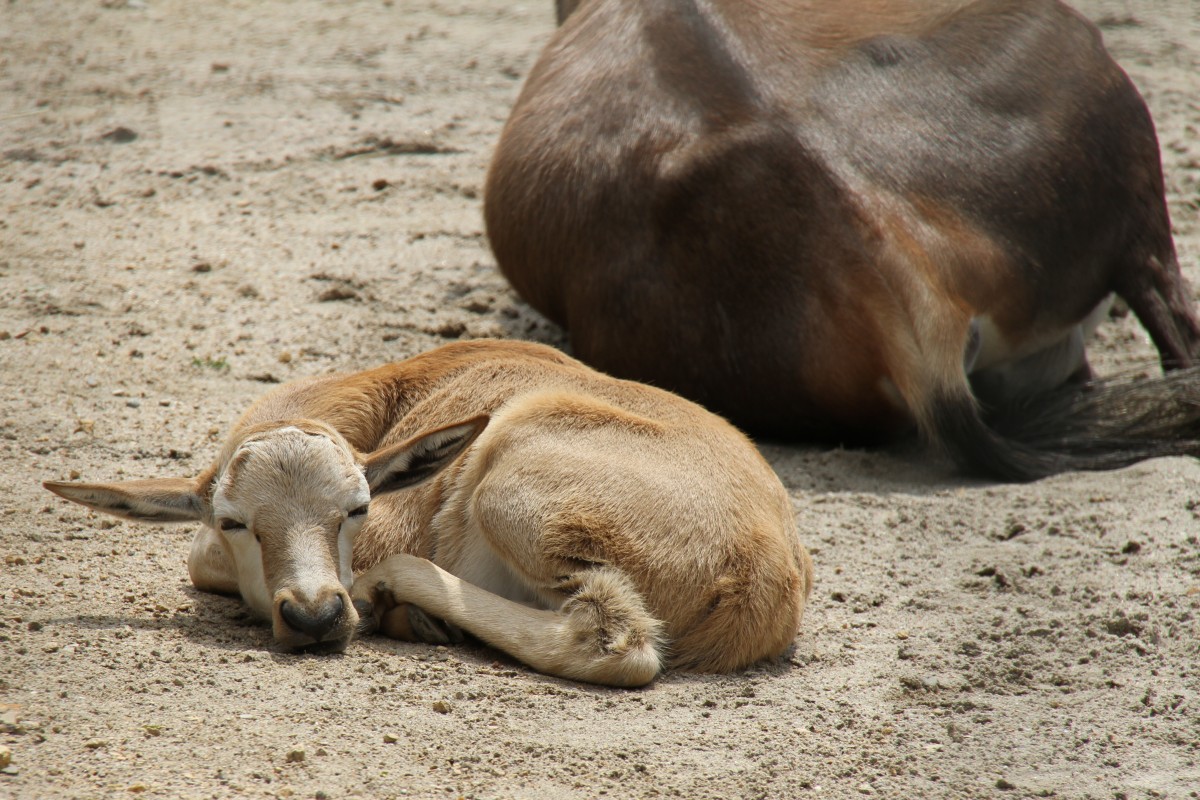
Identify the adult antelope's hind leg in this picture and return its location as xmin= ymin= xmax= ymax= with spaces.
xmin=351 ymin=553 xmax=664 ymax=687
xmin=1117 ymin=253 xmax=1200 ymax=369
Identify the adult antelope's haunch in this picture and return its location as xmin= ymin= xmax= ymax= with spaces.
xmin=43 ymin=340 xmax=813 ymax=687
xmin=486 ymin=0 xmax=1200 ymax=481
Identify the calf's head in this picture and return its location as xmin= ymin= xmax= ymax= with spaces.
xmin=44 ymin=415 xmax=487 ymax=652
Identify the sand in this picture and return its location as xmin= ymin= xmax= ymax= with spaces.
xmin=1 ymin=1 xmax=1198 ymax=798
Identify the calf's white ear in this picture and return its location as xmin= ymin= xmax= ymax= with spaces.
xmin=43 ymin=478 xmax=209 ymax=523
xmin=364 ymin=415 xmax=489 ymax=497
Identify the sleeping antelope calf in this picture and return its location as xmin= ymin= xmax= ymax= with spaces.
xmin=44 ymin=340 xmax=813 ymax=687
xmin=487 ymin=0 xmax=1200 ymax=481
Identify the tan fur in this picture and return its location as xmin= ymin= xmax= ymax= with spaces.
xmin=44 ymin=340 xmax=812 ymax=687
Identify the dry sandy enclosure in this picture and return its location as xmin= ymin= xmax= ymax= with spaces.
xmin=1 ymin=1 xmax=1199 ymax=798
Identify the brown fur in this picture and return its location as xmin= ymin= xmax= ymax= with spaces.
xmin=488 ymin=0 xmax=1200 ymax=479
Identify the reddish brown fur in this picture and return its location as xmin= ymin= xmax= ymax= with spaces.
xmin=489 ymin=0 xmax=1200 ymax=479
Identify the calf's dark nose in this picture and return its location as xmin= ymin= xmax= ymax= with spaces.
xmin=279 ymin=594 xmax=345 ymax=640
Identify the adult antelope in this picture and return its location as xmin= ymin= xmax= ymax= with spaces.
xmin=44 ymin=340 xmax=812 ymax=687
xmin=486 ymin=0 xmax=1200 ymax=481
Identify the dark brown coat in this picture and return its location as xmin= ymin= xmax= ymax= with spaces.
xmin=487 ymin=0 xmax=1200 ymax=480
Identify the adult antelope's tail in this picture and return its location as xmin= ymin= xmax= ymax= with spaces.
xmin=929 ymin=367 xmax=1200 ymax=481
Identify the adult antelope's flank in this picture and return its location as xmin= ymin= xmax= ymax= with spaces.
xmin=487 ymin=0 xmax=1200 ymax=481
xmin=44 ymin=340 xmax=813 ymax=687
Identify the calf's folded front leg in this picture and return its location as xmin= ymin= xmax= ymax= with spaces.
xmin=187 ymin=526 xmax=239 ymax=596
xmin=350 ymin=553 xmax=664 ymax=687
xmin=354 ymin=589 xmax=464 ymax=645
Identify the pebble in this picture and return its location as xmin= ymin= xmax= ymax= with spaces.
xmin=85 ymin=376 xmax=99 ymax=388
xmin=0 ymin=744 xmax=10 ymax=769
xmin=126 ymin=399 xmax=141 ymax=408
xmin=285 ymin=748 xmax=305 ymax=763
xmin=431 ymin=700 xmax=451 ymax=714
xmin=383 ymin=733 xmax=398 ymax=743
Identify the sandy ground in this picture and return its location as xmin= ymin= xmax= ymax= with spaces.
xmin=2 ymin=1 xmax=1199 ymax=798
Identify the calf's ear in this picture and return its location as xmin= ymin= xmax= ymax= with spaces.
xmin=43 ymin=478 xmax=209 ymax=524
xmin=363 ymin=415 xmax=489 ymax=497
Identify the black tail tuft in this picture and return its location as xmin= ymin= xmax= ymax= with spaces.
xmin=931 ymin=366 xmax=1200 ymax=482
